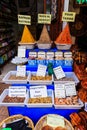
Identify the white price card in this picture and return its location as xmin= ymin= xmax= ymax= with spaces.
xmin=29 ymin=85 xmax=47 ymax=98
xmin=47 ymin=115 xmax=65 ymax=128
xmin=84 ymin=103 xmax=87 ymax=112
xmin=53 ymin=66 xmax=65 ymax=79
xmin=16 ymin=65 xmax=26 ymax=77
xmin=9 ymin=86 xmax=26 ymax=97
xmin=18 ymin=14 xmax=31 ymax=25
xmin=54 ymin=84 xmax=66 ymax=98
xmin=65 ymin=82 xmax=77 ymax=96
xmin=36 ymin=64 xmax=47 ymax=77
xmin=18 ymin=46 xmax=26 ymax=57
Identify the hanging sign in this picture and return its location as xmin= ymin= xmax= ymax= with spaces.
xmin=30 ymin=85 xmax=47 ymax=98
xmin=62 ymin=12 xmax=76 ymax=22
xmin=53 ymin=66 xmax=65 ymax=79
xmin=36 ymin=64 xmax=47 ymax=77
xmin=18 ymin=14 xmax=31 ymax=25
xmin=9 ymin=86 xmax=26 ymax=97
xmin=16 ymin=65 xmax=26 ymax=77
xmin=38 ymin=14 xmax=51 ymax=24
xmin=47 ymin=115 xmax=65 ymax=128
xmin=18 ymin=46 xmax=26 ymax=57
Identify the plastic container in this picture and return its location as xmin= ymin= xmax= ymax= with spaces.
xmin=19 ymin=42 xmax=35 ymax=49
xmin=56 ymin=44 xmax=71 ymax=50
xmin=28 ymin=71 xmax=53 ymax=85
xmin=64 ymin=52 xmax=73 ymax=66
xmin=0 ymin=89 xmax=27 ymax=107
xmin=54 ymin=72 xmax=79 ymax=85
xmin=37 ymin=60 xmax=46 ymax=65
xmin=26 ymin=89 xmax=54 ymax=108
xmin=28 ymin=59 xmax=37 ymax=66
xmin=2 ymin=71 xmax=30 ymax=84
xmin=37 ymin=43 xmax=52 ymax=49
xmin=54 ymin=99 xmax=84 ymax=109
xmin=46 ymin=60 xmax=54 ymax=66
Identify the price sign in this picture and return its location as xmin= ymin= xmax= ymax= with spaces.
xmin=18 ymin=46 xmax=26 ymax=57
xmin=47 ymin=115 xmax=65 ymax=128
xmin=29 ymin=52 xmax=37 ymax=58
xmin=37 ymin=64 xmax=47 ymax=77
xmin=16 ymin=65 xmax=26 ymax=77
xmin=38 ymin=51 xmax=46 ymax=59
xmin=9 ymin=86 xmax=26 ymax=97
xmin=62 ymin=11 xmax=76 ymax=22
xmin=54 ymin=84 xmax=66 ymax=98
xmin=30 ymin=85 xmax=47 ymax=98
xmin=53 ymin=66 xmax=65 ymax=79
xmin=18 ymin=14 xmax=31 ymax=25
xmin=38 ymin=14 xmax=51 ymax=24
xmin=65 ymin=82 xmax=77 ymax=96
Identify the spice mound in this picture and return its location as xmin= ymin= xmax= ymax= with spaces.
xmin=28 ymin=97 xmax=52 ymax=103
xmin=31 ymin=75 xmax=52 ymax=80
xmin=9 ymin=75 xmax=27 ymax=80
xmin=3 ymin=95 xmax=25 ymax=103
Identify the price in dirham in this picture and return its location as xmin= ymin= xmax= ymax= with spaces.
xmin=38 ymin=14 xmax=51 ymax=24
xmin=18 ymin=14 xmax=31 ymax=25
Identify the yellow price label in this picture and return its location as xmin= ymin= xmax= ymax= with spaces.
xmin=18 ymin=14 xmax=31 ymax=25
xmin=38 ymin=14 xmax=51 ymax=24
xmin=62 ymin=12 xmax=76 ymax=22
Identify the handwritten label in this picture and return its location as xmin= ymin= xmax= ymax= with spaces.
xmin=18 ymin=46 xmax=26 ymax=57
xmin=18 ymin=14 xmax=31 ymax=25
xmin=47 ymin=115 xmax=65 ymax=128
xmin=54 ymin=84 xmax=66 ymax=98
xmin=38 ymin=51 xmax=46 ymax=59
xmin=9 ymin=86 xmax=26 ymax=97
xmin=85 ymin=103 xmax=87 ymax=112
xmin=38 ymin=14 xmax=51 ymax=24
xmin=46 ymin=52 xmax=54 ymax=59
xmin=30 ymin=86 xmax=47 ymax=98
xmin=55 ymin=52 xmax=63 ymax=57
xmin=29 ymin=52 xmax=37 ymax=58
xmin=16 ymin=65 xmax=26 ymax=77
xmin=65 ymin=82 xmax=77 ymax=96
xmin=37 ymin=64 xmax=47 ymax=77
xmin=53 ymin=66 xmax=65 ymax=79
xmin=62 ymin=11 xmax=76 ymax=22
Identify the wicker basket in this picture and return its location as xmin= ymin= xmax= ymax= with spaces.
xmin=0 ymin=114 xmax=34 ymax=129
xmin=34 ymin=114 xmax=74 ymax=130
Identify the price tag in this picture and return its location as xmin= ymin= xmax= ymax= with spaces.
xmin=54 ymin=84 xmax=66 ymax=98
xmin=38 ymin=51 xmax=46 ymax=59
xmin=29 ymin=52 xmax=37 ymax=58
xmin=29 ymin=85 xmax=47 ymax=98
xmin=62 ymin=11 xmax=76 ymax=22
xmin=65 ymin=82 xmax=77 ymax=96
xmin=18 ymin=46 xmax=26 ymax=57
xmin=37 ymin=64 xmax=47 ymax=77
xmin=84 ymin=103 xmax=87 ymax=112
xmin=55 ymin=52 xmax=63 ymax=57
xmin=53 ymin=66 xmax=65 ymax=79
xmin=47 ymin=115 xmax=65 ymax=128
xmin=16 ymin=65 xmax=26 ymax=77
xmin=38 ymin=14 xmax=51 ymax=24
xmin=18 ymin=14 xmax=31 ymax=25
xmin=9 ymin=86 xmax=26 ymax=97
xmin=46 ymin=52 xmax=54 ymax=59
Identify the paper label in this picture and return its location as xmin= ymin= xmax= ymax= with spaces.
xmin=18 ymin=14 xmax=31 ymax=25
xmin=9 ymin=86 xmax=26 ymax=97
xmin=65 ymin=82 xmax=77 ymax=96
xmin=85 ymin=103 xmax=87 ymax=112
xmin=46 ymin=52 xmax=54 ymax=58
xmin=47 ymin=115 xmax=65 ymax=128
xmin=55 ymin=52 xmax=63 ymax=57
xmin=16 ymin=65 xmax=26 ymax=77
xmin=38 ymin=51 xmax=46 ymax=59
xmin=18 ymin=46 xmax=26 ymax=57
xmin=53 ymin=66 xmax=65 ymax=79
xmin=37 ymin=64 xmax=47 ymax=77
xmin=54 ymin=84 xmax=66 ymax=98
xmin=38 ymin=14 xmax=51 ymax=24
xmin=30 ymin=86 xmax=47 ymax=98
xmin=62 ymin=11 xmax=76 ymax=22
xmin=29 ymin=52 xmax=37 ymax=58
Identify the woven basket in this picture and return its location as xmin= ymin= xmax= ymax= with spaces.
xmin=34 ymin=114 xmax=74 ymax=130
xmin=0 ymin=114 xmax=34 ymax=129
